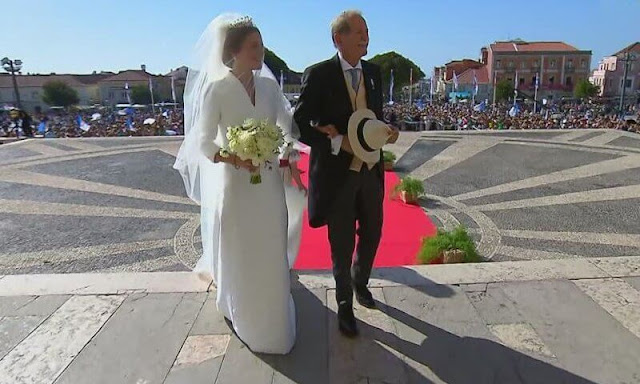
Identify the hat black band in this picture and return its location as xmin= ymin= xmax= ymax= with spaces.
xmin=357 ymin=118 xmax=375 ymax=152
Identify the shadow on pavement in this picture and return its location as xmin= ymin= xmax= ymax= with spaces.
xmin=259 ymin=273 xmax=596 ymax=384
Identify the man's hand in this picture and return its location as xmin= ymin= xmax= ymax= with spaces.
xmin=387 ymin=125 xmax=400 ymax=144
xmin=315 ymin=124 xmax=339 ymax=138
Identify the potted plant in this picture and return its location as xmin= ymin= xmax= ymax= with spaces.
xmin=392 ymin=176 xmax=424 ymax=204
xmin=383 ymin=150 xmax=397 ymax=171
xmin=416 ymin=226 xmax=482 ymax=265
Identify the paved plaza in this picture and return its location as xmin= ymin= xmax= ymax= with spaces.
xmin=1 ymin=130 xmax=639 ymax=274
xmin=1 ymin=258 xmax=640 ymax=383
xmin=1 ymin=130 xmax=640 ymax=383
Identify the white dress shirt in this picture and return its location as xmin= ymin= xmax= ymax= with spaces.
xmin=330 ymin=52 xmax=363 ymax=155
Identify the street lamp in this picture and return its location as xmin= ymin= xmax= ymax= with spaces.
xmin=2 ymin=57 xmax=23 ymax=109
xmin=618 ymin=52 xmax=637 ymax=117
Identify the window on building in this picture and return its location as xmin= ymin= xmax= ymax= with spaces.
xmin=581 ymin=59 xmax=586 ymax=68
xmin=550 ymin=60 xmax=556 ymax=68
xmin=507 ymin=78 xmax=512 ymax=83
xmin=496 ymin=60 xmax=501 ymax=69
xmin=521 ymin=61 xmax=526 ymax=69
xmin=566 ymin=76 xmax=573 ymax=86
xmin=625 ymin=79 xmax=632 ymax=88
xmin=533 ymin=60 xmax=539 ymax=68
xmin=549 ymin=76 xmax=555 ymax=85
xmin=32 ymin=92 xmax=38 ymax=100
xmin=519 ymin=77 xmax=525 ymax=86
xmin=568 ymin=59 xmax=574 ymax=68
xmin=508 ymin=61 xmax=514 ymax=68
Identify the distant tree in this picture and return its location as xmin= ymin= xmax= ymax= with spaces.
xmin=574 ymin=79 xmax=600 ymax=99
xmin=130 ymin=85 xmax=159 ymax=105
xmin=495 ymin=79 xmax=514 ymax=102
xmin=42 ymin=81 xmax=79 ymax=107
xmin=264 ymin=48 xmax=290 ymax=77
xmin=369 ymin=52 xmax=425 ymax=98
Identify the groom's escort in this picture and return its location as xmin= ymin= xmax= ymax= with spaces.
xmin=294 ymin=9 xmax=399 ymax=338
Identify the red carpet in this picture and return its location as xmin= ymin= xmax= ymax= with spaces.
xmin=292 ymin=152 xmax=437 ymax=270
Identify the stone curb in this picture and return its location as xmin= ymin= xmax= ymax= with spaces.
xmin=0 ymin=138 xmax=29 ymax=146
xmin=296 ymin=256 xmax=640 ymax=289
xmin=0 ymin=256 xmax=638 ymax=296
xmin=0 ymin=272 xmax=213 ymax=296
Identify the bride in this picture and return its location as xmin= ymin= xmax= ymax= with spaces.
xmin=173 ymin=14 xmax=303 ymax=354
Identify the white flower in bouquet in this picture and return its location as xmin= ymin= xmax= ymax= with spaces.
xmin=220 ymin=118 xmax=284 ymax=184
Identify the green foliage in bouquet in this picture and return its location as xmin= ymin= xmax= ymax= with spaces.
xmin=417 ymin=226 xmax=482 ymax=264
xmin=221 ymin=118 xmax=284 ymax=184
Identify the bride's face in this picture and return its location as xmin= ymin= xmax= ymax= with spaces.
xmin=235 ymin=31 xmax=264 ymax=71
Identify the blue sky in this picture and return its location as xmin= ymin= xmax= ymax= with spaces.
xmin=5 ymin=0 xmax=639 ymax=76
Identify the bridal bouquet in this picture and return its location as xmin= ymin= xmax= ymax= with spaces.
xmin=220 ymin=118 xmax=284 ymax=184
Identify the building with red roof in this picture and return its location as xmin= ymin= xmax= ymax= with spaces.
xmin=0 ymin=65 xmax=176 ymax=113
xmin=486 ymin=39 xmax=592 ymax=100
xmin=590 ymin=42 xmax=640 ymax=100
xmin=434 ymin=39 xmax=591 ymax=102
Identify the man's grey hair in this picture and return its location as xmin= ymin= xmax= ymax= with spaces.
xmin=331 ymin=10 xmax=364 ymax=47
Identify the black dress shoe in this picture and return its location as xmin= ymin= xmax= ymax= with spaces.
xmin=337 ymin=303 xmax=359 ymax=338
xmin=355 ymin=286 xmax=377 ymax=309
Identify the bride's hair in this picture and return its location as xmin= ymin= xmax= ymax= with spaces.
xmin=222 ymin=24 xmax=261 ymax=67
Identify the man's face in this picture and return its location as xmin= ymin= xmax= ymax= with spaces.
xmin=337 ymin=16 xmax=369 ymax=59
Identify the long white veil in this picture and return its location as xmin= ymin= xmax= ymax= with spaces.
xmin=173 ymin=13 xmax=301 ymax=277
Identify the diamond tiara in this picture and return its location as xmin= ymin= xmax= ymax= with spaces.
xmin=227 ymin=16 xmax=254 ymax=29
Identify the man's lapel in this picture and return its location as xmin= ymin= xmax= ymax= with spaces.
xmin=362 ymin=61 xmax=375 ymax=109
xmin=333 ymin=54 xmax=353 ymax=115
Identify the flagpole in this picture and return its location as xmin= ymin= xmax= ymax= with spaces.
xmin=492 ymin=70 xmax=497 ymax=108
xmin=389 ymin=69 xmax=394 ymax=103
xmin=170 ymin=76 xmax=177 ymax=112
xmin=472 ymin=70 xmax=477 ymax=111
xmin=513 ymin=70 xmax=518 ymax=107
xmin=149 ymin=77 xmax=156 ymax=114
xmin=471 ymin=76 xmax=474 ymax=111
xmin=409 ymin=68 xmax=413 ymax=106
xmin=429 ymin=74 xmax=433 ymax=104
xmin=533 ymin=73 xmax=539 ymax=114
xmin=280 ymin=70 xmax=284 ymax=91
xmin=125 ymin=82 xmax=132 ymax=105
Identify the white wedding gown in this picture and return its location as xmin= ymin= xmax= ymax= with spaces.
xmin=197 ymin=72 xmax=297 ymax=354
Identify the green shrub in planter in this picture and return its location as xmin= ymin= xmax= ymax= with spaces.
xmin=392 ymin=176 xmax=424 ymax=204
xmin=383 ymin=150 xmax=397 ymax=171
xmin=417 ymin=226 xmax=482 ymax=264
xmin=383 ymin=150 xmax=397 ymax=163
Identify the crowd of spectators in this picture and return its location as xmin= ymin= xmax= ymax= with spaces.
xmin=1 ymin=107 xmax=184 ymax=138
xmin=384 ymin=99 xmax=639 ymax=132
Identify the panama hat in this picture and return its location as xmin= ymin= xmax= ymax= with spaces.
xmin=347 ymin=109 xmax=392 ymax=165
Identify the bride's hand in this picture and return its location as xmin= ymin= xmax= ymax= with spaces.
xmin=213 ymin=153 xmax=257 ymax=172
xmin=233 ymin=156 xmax=258 ymax=172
